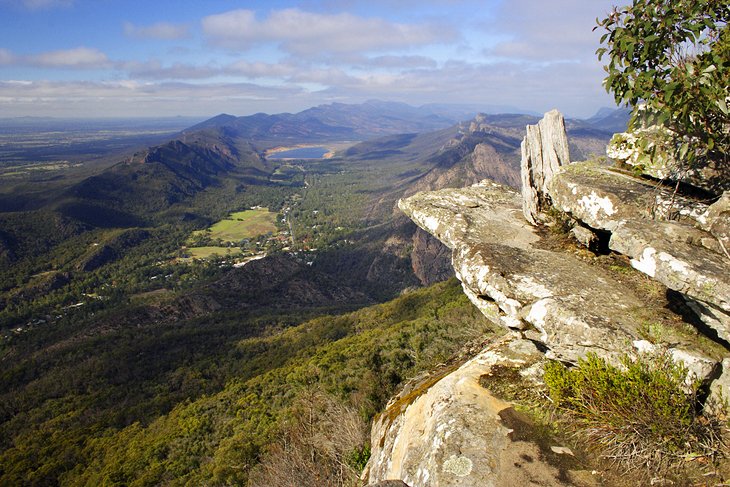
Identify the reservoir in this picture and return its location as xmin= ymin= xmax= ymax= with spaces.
xmin=268 ymin=146 xmax=328 ymax=159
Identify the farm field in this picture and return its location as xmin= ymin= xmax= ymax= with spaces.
xmin=200 ymin=208 xmax=278 ymax=242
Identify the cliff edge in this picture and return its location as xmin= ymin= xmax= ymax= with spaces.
xmin=366 ymin=111 xmax=730 ymax=486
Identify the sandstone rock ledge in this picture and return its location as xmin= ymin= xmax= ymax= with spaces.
xmin=397 ymin=180 xmax=709 ymax=366
xmin=367 ymin=110 xmax=729 ymax=487
xmin=366 ymin=334 xmax=592 ymax=487
xmin=371 ymin=177 xmax=720 ymax=486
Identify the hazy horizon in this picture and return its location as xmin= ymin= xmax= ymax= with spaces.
xmin=0 ymin=0 xmax=619 ymax=119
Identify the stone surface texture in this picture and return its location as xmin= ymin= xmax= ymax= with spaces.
xmin=368 ymin=110 xmax=729 ymax=487
xmin=549 ymin=161 xmax=709 ymax=229
xmin=399 ymin=181 xmax=657 ymax=364
xmin=550 ymin=161 xmax=730 ymax=340
xmin=521 ymin=109 xmax=570 ymax=224
xmin=607 ymin=129 xmax=730 ymax=195
xmin=701 ymin=191 xmax=730 ymax=256
xmin=570 ymin=224 xmax=599 ymax=249
xmin=367 ymin=334 xmax=589 ymax=487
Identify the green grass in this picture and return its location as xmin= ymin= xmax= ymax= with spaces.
xmin=198 ymin=209 xmax=278 ymax=242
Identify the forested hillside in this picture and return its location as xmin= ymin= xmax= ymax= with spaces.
xmin=0 ymin=104 xmax=616 ymax=485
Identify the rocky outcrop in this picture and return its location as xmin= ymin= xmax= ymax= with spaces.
xmin=607 ymin=127 xmax=730 ymax=195
xmin=702 ymin=192 xmax=730 ymax=255
xmin=370 ymin=110 xmax=729 ymax=487
xmin=550 ymin=162 xmax=730 ymax=342
xmin=367 ymin=334 xmax=590 ymax=487
xmin=521 ymin=109 xmax=570 ymax=224
xmin=410 ymin=227 xmax=453 ymax=286
xmin=398 ymin=180 xmax=717 ymax=366
xmin=548 ymin=161 xmax=709 ymax=229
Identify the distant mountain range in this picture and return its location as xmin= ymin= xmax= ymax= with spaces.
xmin=185 ymin=100 xmax=465 ymax=142
xmin=0 ymin=101 xmax=627 ymax=246
xmin=585 ymin=106 xmax=631 ymax=133
xmin=184 ymin=100 xmax=628 ymax=145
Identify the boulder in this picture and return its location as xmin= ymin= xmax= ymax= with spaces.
xmin=610 ymin=220 xmax=730 ymax=315
xmin=607 ymin=128 xmax=730 ymax=195
xmin=549 ymin=161 xmax=709 ymax=230
xmin=521 ymin=109 xmax=571 ymax=224
xmin=570 ymin=224 xmax=600 ymax=250
xmin=700 ymin=191 xmax=730 ymax=256
xmin=367 ymin=334 xmax=585 ymax=487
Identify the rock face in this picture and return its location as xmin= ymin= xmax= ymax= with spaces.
xmin=520 ymin=109 xmax=570 ymax=224
xmin=398 ymin=180 xmax=659 ymax=364
xmin=550 ymin=162 xmax=730 ymax=342
xmin=410 ymin=227 xmax=453 ymax=286
xmin=607 ymin=128 xmax=730 ymax=195
xmin=702 ymin=192 xmax=730 ymax=255
xmin=548 ymin=161 xmax=709 ymax=230
xmin=367 ymin=334 xmax=588 ymax=487
xmin=369 ymin=110 xmax=729 ymax=487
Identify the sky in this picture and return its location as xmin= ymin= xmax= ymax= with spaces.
xmin=0 ymin=0 xmax=621 ymax=119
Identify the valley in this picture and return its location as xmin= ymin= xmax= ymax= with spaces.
xmin=182 ymin=208 xmax=281 ymax=262
xmin=264 ymin=141 xmax=356 ymax=160
xmin=0 ymin=102 xmax=620 ymax=485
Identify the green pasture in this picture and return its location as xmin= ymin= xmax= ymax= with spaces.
xmin=198 ymin=208 xmax=278 ymax=242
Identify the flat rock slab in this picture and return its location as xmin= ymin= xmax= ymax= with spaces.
xmin=399 ymin=181 xmax=651 ymax=363
xmin=549 ymin=161 xmax=709 ymax=229
xmin=611 ymin=219 xmax=730 ymax=313
xmin=399 ymin=180 xmax=537 ymax=250
xmin=550 ymin=162 xmax=730 ymax=338
xmin=367 ymin=335 xmax=588 ymax=487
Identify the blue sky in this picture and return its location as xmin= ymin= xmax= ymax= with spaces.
xmin=0 ymin=0 xmax=619 ymax=118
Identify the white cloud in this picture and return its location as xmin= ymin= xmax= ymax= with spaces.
xmin=29 ymin=47 xmax=110 ymax=68
xmin=0 ymin=1 xmax=616 ymax=118
xmin=360 ymin=55 xmax=438 ymax=69
xmin=306 ymin=58 xmax=612 ymax=117
xmin=0 ymin=51 xmax=614 ymax=118
xmin=201 ymin=8 xmax=456 ymax=56
xmin=0 ymin=47 xmax=111 ymax=69
xmin=123 ymin=21 xmax=191 ymax=40
xmin=122 ymin=60 xmax=217 ymax=79
xmin=0 ymin=79 xmax=308 ymax=117
xmin=225 ymin=60 xmax=299 ymax=79
xmin=486 ymin=0 xmax=615 ymax=62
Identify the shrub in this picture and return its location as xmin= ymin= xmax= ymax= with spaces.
xmin=596 ymin=0 xmax=729 ymax=174
xmin=248 ymin=389 xmax=369 ymax=487
xmin=544 ymin=352 xmax=726 ymax=476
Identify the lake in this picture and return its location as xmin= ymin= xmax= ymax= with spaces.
xmin=268 ymin=146 xmax=329 ymax=159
